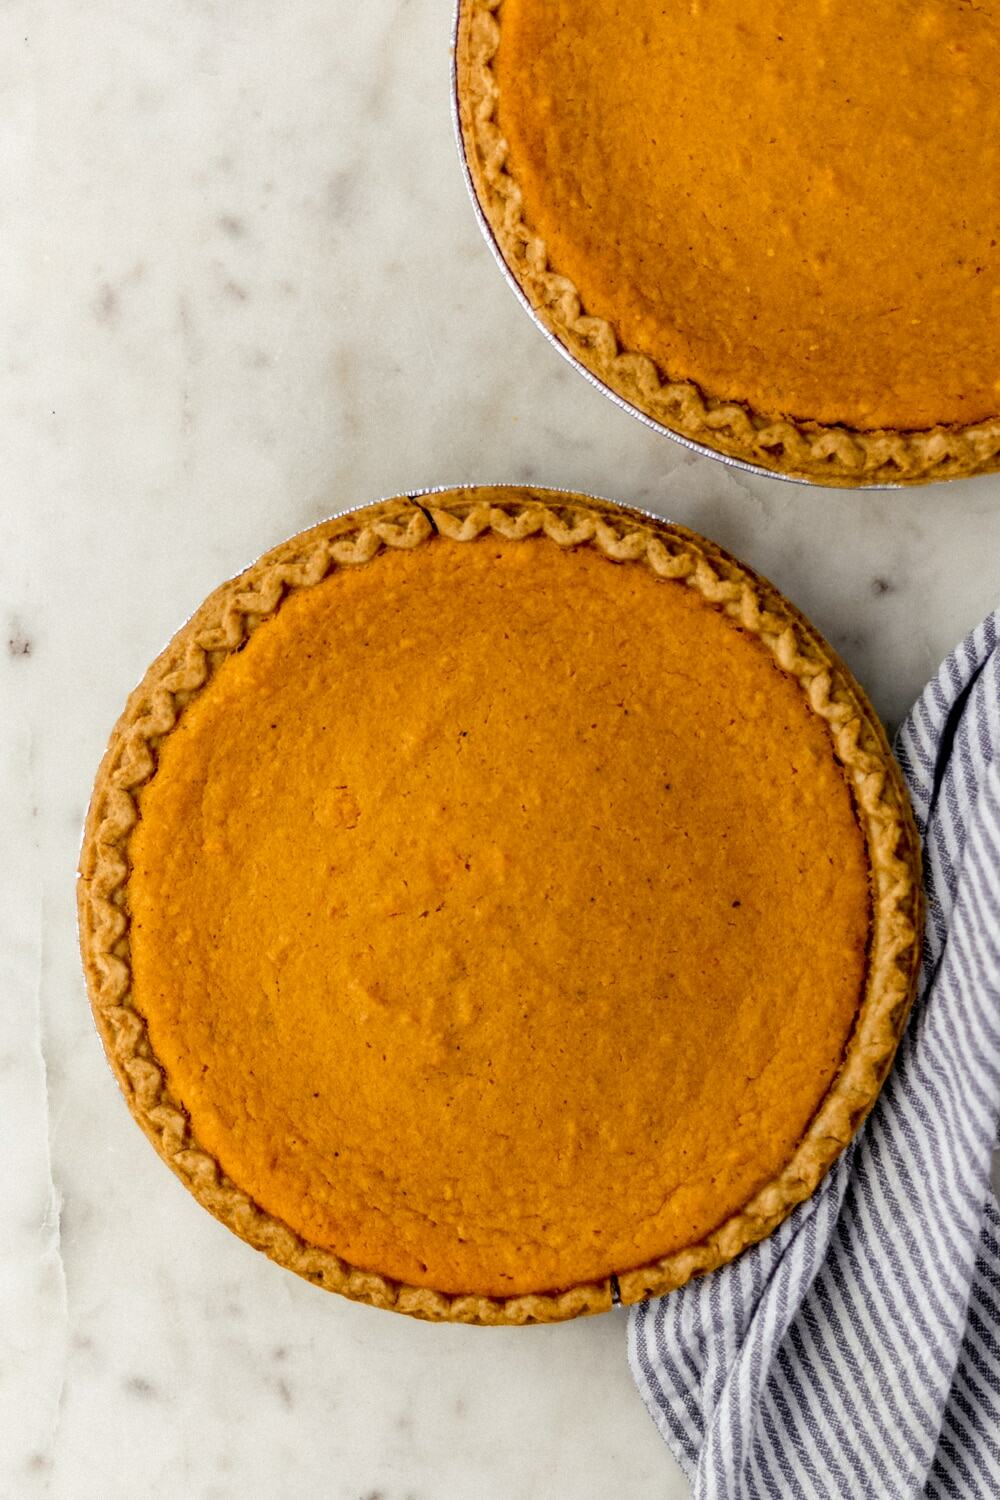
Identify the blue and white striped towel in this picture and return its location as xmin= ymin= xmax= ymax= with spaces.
xmin=629 ymin=611 xmax=1000 ymax=1499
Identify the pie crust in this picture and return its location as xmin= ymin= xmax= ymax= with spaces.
xmin=78 ymin=489 xmax=922 ymax=1323
xmin=456 ymin=0 xmax=1000 ymax=487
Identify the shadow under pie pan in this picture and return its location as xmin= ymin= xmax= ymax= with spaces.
xmin=453 ymin=0 xmax=1000 ymax=489
xmin=78 ymin=487 xmax=923 ymax=1325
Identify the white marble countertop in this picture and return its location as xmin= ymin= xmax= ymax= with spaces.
xmin=4 ymin=3 xmax=999 ymax=1497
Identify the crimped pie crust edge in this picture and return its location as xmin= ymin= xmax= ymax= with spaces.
xmin=77 ymin=488 xmax=923 ymax=1324
xmin=455 ymin=0 xmax=1000 ymax=488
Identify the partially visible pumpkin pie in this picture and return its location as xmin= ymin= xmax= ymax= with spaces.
xmin=457 ymin=0 xmax=1000 ymax=485
xmin=78 ymin=489 xmax=921 ymax=1323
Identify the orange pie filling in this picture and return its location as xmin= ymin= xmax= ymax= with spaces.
xmin=492 ymin=0 xmax=1000 ymax=431
xmin=128 ymin=538 xmax=870 ymax=1296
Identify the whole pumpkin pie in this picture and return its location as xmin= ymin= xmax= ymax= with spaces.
xmin=456 ymin=1 xmax=1000 ymax=485
xmin=78 ymin=489 xmax=921 ymax=1323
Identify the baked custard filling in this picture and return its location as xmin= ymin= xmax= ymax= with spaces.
xmin=492 ymin=0 xmax=1000 ymax=431
xmin=128 ymin=537 xmax=869 ymax=1296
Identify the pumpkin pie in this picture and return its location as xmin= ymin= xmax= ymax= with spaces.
xmin=456 ymin=1 xmax=1000 ymax=485
xmin=78 ymin=490 xmax=922 ymax=1323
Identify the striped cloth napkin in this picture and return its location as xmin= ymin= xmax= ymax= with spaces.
xmin=628 ymin=611 xmax=1000 ymax=1500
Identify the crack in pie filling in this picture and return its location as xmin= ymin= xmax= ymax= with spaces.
xmin=457 ymin=1 xmax=1000 ymax=484
xmin=78 ymin=491 xmax=921 ymax=1323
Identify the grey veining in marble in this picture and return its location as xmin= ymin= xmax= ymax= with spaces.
xmin=3 ymin=2 xmax=999 ymax=1497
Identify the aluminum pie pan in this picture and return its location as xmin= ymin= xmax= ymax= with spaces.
xmin=449 ymin=1 xmax=901 ymax=493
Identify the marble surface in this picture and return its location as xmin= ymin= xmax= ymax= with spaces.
xmin=3 ymin=2 xmax=1000 ymax=1497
